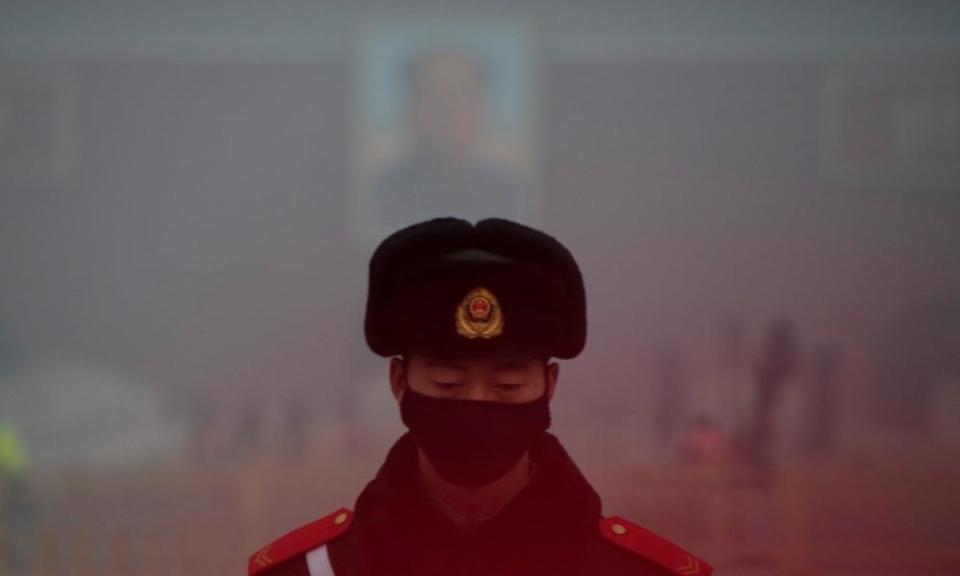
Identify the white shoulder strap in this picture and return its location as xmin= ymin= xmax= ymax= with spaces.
xmin=305 ymin=545 xmax=335 ymax=576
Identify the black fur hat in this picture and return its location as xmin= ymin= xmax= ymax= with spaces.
xmin=365 ymin=218 xmax=586 ymax=359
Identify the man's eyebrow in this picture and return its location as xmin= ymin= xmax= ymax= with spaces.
xmin=494 ymin=361 xmax=529 ymax=371
xmin=425 ymin=359 xmax=467 ymax=370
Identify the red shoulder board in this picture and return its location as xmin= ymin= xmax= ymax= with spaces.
xmin=249 ymin=508 xmax=353 ymax=575
xmin=599 ymin=516 xmax=713 ymax=576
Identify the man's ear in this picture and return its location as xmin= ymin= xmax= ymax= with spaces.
xmin=389 ymin=356 xmax=407 ymax=403
xmin=545 ymin=361 xmax=559 ymax=401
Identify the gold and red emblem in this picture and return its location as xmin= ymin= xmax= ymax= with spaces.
xmin=455 ymin=287 xmax=504 ymax=339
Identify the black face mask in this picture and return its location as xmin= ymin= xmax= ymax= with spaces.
xmin=400 ymin=385 xmax=552 ymax=487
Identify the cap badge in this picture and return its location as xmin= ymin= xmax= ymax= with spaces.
xmin=456 ymin=287 xmax=504 ymax=339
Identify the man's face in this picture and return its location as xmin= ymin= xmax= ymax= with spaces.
xmin=390 ymin=354 xmax=558 ymax=404
xmin=407 ymin=52 xmax=487 ymax=160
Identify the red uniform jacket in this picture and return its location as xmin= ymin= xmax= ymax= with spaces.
xmin=250 ymin=433 xmax=712 ymax=576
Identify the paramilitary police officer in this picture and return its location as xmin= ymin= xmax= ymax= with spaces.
xmin=248 ymin=218 xmax=713 ymax=576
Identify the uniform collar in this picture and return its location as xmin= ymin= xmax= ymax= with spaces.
xmin=349 ymin=432 xmax=602 ymax=573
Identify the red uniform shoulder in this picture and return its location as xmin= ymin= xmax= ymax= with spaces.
xmin=598 ymin=516 xmax=713 ymax=576
xmin=248 ymin=508 xmax=353 ymax=576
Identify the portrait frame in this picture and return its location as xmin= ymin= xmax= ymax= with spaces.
xmin=351 ymin=18 xmax=539 ymax=244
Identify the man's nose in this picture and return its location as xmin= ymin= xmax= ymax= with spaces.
xmin=464 ymin=383 xmax=496 ymax=402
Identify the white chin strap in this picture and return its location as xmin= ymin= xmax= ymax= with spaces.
xmin=306 ymin=545 xmax=335 ymax=576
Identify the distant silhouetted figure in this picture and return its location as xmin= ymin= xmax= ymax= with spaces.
xmin=873 ymin=297 xmax=960 ymax=434
xmin=652 ymin=343 xmax=690 ymax=452
xmin=743 ymin=318 xmax=799 ymax=467
xmin=282 ymin=392 xmax=308 ymax=460
xmin=0 ymin=319 xmax=32 ymax=574
xmin=234 ymin=401 xmax=263 ymax=458
xmin=714 ymin=314 xmax=749 ymax=438
xmin=801 ymin=345 xmax=843 ymax=456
